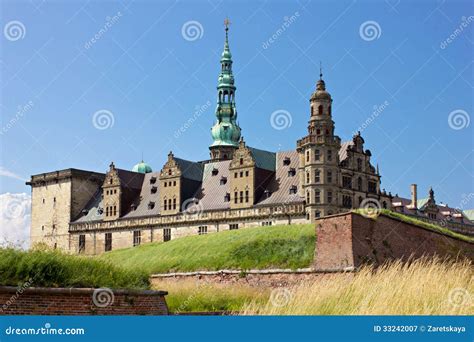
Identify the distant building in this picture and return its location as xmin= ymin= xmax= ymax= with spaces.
xmin=26 ymin=22 xmax=473 ymax=254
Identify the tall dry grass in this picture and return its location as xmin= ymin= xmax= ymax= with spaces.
xmin=242 ymin=258 xmax=474 ymax=315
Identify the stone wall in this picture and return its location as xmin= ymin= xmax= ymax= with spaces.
xmin=151 ymin=269 xmax=353 ymax=288
xmin=314 ymin=212 xmax=474 ymax=270
xmin=0 ymin=286 xmax=168 ymax=315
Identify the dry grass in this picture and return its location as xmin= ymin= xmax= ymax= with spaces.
xmin=242 ymin=259 xmax=474 ymax=315
xmin=152 ymin=278 xmax=269 ymax=313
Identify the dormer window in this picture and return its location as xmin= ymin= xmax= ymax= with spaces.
xmin=150 ymin=176 xmax=157 ymax=184
xmin=151 ymin=186 xmax=157 ymax=194
xmin=288 ymin=168 xmax=296 ymax=177
xmin=224 ymin=193 xmax=230 ymax=202
xmin=168 ymin=169 xmax=172 ymax=175
xmin=289 ymin=185 xmax=297 ymax=194
xmin=240 ymin=158 xmax=244 ymax=165
xmin=220 ymin=176 xmax=227 ymax=185
xmin=148 ymin=201 xmax=155 ymax=210
xmin=264 ymin=189 xmax=271 ymax=198
xmin=130 ymin=203 xmax=137 ymax=211
xmin=81 ymin=209 xmax=89 ymax=215
xmin=212 ymin=168 xmax=219 ymax=176
xmin=283 ymin=157 xmax=291 ymax=166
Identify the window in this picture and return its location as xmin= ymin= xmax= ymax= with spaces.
xmin=229 ymin=224 xmax=239 ymax=230
xmin=327 ymin=171 xmax=332 ymax=183
xmin=306 ymin=151 xmax=310 ymax=162
xmin=198 ymin=226 xmax=207 ymax=235
xmin=234 ymin=192 xmax=238 ymax=204
xmin=220 ymin=176 xmax=227 ymax=185
xmin=113 ymin=206 xmax=117 ymax=216
xmin=114 ymin=189 xmax=117 ymax=194
xmin=151 ymin=186 xmax=157 ymax=194
xmin=240 ymin=171 xmax=243 ymax=177
xmin=133 ymin=230 xmax=141 ymax=247
xmin=382 ymin=201 xmax=387 ymax=209
xmin=318 ymin=105 xmax=323 ymax=115
xmin=173 ymin=198 xmax=177 ymax=210
xmin=288 ymin=168 xmax=296 ymax=177
xmin=224 ymin=193 xmax=230 ymax=202
xmin=234 ymin=172 xmax=238 ymax=178
xmin=315 ymin=169 xmax=320 ymax=183
xmin=358 ymin=177 xmax=363 ymax=191
xmin=343 ymin=195 xmax=352 ymax=208
xmin=106 ymin=207 xmax=109 ymax=216
xmin=315 ymin=149 xmax=320 ymax=161
xmin=173 ymin=181 xmax=176 ymax=186
xmin=327 ymin=150 xmax=332 ymax=161
xmin=343 ymin=176 xmax=352 ymax=189
xmin=262 ymin=221 xmax=272 ymax=226
xmin=240 ymin=158 xmax=244 ymax=165
xmin=150 ymin=176 xmax=157 ymax=184
xmin=42 ymin=198 xmax=45 ymax=204
xmin=306 ymin=191 xmax=310 ymax=204
xmin=105 ymin=233 xmax=112 ymax=252
xmin=240 ymin=191 xmax=244 ymax=203
xmin=148 ymin=201 xmax=155 ymax=210
xmin=163 ymin=228 xmax=171 ymax=242
xmin=283 ymin=157 xmax=291 ymax=165
xmin=212 ymin=168 xmax=218 ymax=176
xmin=368 ymin=181 xmax=377 ymax=194
xmin=328 ymin=105 xmax=331 ymax=115
xmin=168 ymin=169 xmax=172 ymax=175
xmin=357 ymin=158 xmax=362 ymax=171
xmin=52 ymin=224 xmax=56 ymax=230
xmin=245 ymin=170 xmax=249 ymax=177
xmin=42 ymin=225 xmax=44 ymax=231
xmin=53 ymin=197 xmax=56 ymax=204
xmin=79 ymin=235 xmax=85 ymax=253
xmin=245 ymin=190 xmax=249 ymax=203
xmin=164 ymin=199 xmax=167 ymax=210
xmin=311 ymin=106 xmax=314 ymax=116
xmin=289 ymin=185 xmax=297 ymax=194
xmin=315 ymin=190 xmax=321 ymax=204
xmin=164 ymin=182 xmax=167 ymax=188
xmin=315 ymin=211 xmax=321 ymax=218
xmin=327 ymin=191 xmax=333 ymax=203
xmin=306 ymin=172 xmax=310 ymax=184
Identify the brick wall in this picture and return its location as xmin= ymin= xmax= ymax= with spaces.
xmin=315 ymin=212 xmax=474 ymax=270
xmin=0 ymin=287 xmax=168 ymax=315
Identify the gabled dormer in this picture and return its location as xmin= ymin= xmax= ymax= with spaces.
xmin=102 ymin=162 xmax=122 ymax=221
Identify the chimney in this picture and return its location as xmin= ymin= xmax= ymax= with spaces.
xmin=410 ymin=184 xmax=417 ymax=209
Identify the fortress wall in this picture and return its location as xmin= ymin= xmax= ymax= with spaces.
xmin=314 ymin=212 xmax=474 ymax=270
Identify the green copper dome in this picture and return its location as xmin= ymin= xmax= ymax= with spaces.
xmin=132 ymin=160 xmax=153 ymax=174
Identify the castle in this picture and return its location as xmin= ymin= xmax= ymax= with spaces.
xmin=27 ymin=23 xmax=474 ymax=254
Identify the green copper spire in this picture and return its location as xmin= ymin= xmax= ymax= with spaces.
xmin=209 ymin=19 xmax=242 ymax=160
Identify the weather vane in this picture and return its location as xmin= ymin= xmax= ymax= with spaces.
xmin=224 ymin=18 xmax=231 ymax=30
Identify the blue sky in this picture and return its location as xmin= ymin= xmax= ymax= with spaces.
xmin=1 ymin=0 xmax=473 ymax=207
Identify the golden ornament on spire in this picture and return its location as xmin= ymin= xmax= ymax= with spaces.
xmin=224 ymin=18 xmax=231 ymax=30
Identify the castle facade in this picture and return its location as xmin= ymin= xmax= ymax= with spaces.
xmin=27 ymin=24 xmax=473 ymax=254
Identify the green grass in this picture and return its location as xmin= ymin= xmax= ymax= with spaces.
xmin=0 ymin=247 xmax=150 ymax=289
xmin=353 ymin=209 xmax=474 ymax=243
xmin=101 ymin=224 xmax=315 ymax=274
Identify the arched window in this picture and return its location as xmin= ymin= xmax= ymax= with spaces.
xmin=306 ymin=151 xmax=310 ymax=162
xmin=311 ymin=106 xmax=314 ymax=116
xmin=318 ymin=105 xmax=323 ymax=115
xmin=328 ymin=105 xmax=331 ymax=115
xmin=306 ymin=191 xmax=310 ymax=204
xmin=306 ymin=172 xmax=310 ymax=184
xmin=358 ymin=177 xmax=362 ymax=191
xmin=315 ymin=169 xmax=320 ymax=183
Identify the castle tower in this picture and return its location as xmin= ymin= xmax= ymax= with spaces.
xmin=297 ymin=70 xmax=342 ymax=221
xmin=209 ymin=18 xmax=242 ymax=161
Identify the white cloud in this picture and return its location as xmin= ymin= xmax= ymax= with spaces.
xmin=0 ymin=166 xmax=27 ymax=182
xmin=0 ymin=192 xmax=31 ymax=249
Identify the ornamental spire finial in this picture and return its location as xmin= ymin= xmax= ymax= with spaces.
xmin=319 ymin=61 xmax=323 ymax=80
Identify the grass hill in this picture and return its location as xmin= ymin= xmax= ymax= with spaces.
xmin=0 ymin=247 xmax=149 ymax=289
xmin=100 ymin=224 xmax=315 ymax=274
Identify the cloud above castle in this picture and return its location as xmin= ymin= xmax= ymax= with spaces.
xmin=0 ymin=192 xmax=31 ymax=249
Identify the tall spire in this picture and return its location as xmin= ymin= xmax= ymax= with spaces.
xmin=209 ymin=19 xmax=242 ymax=161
